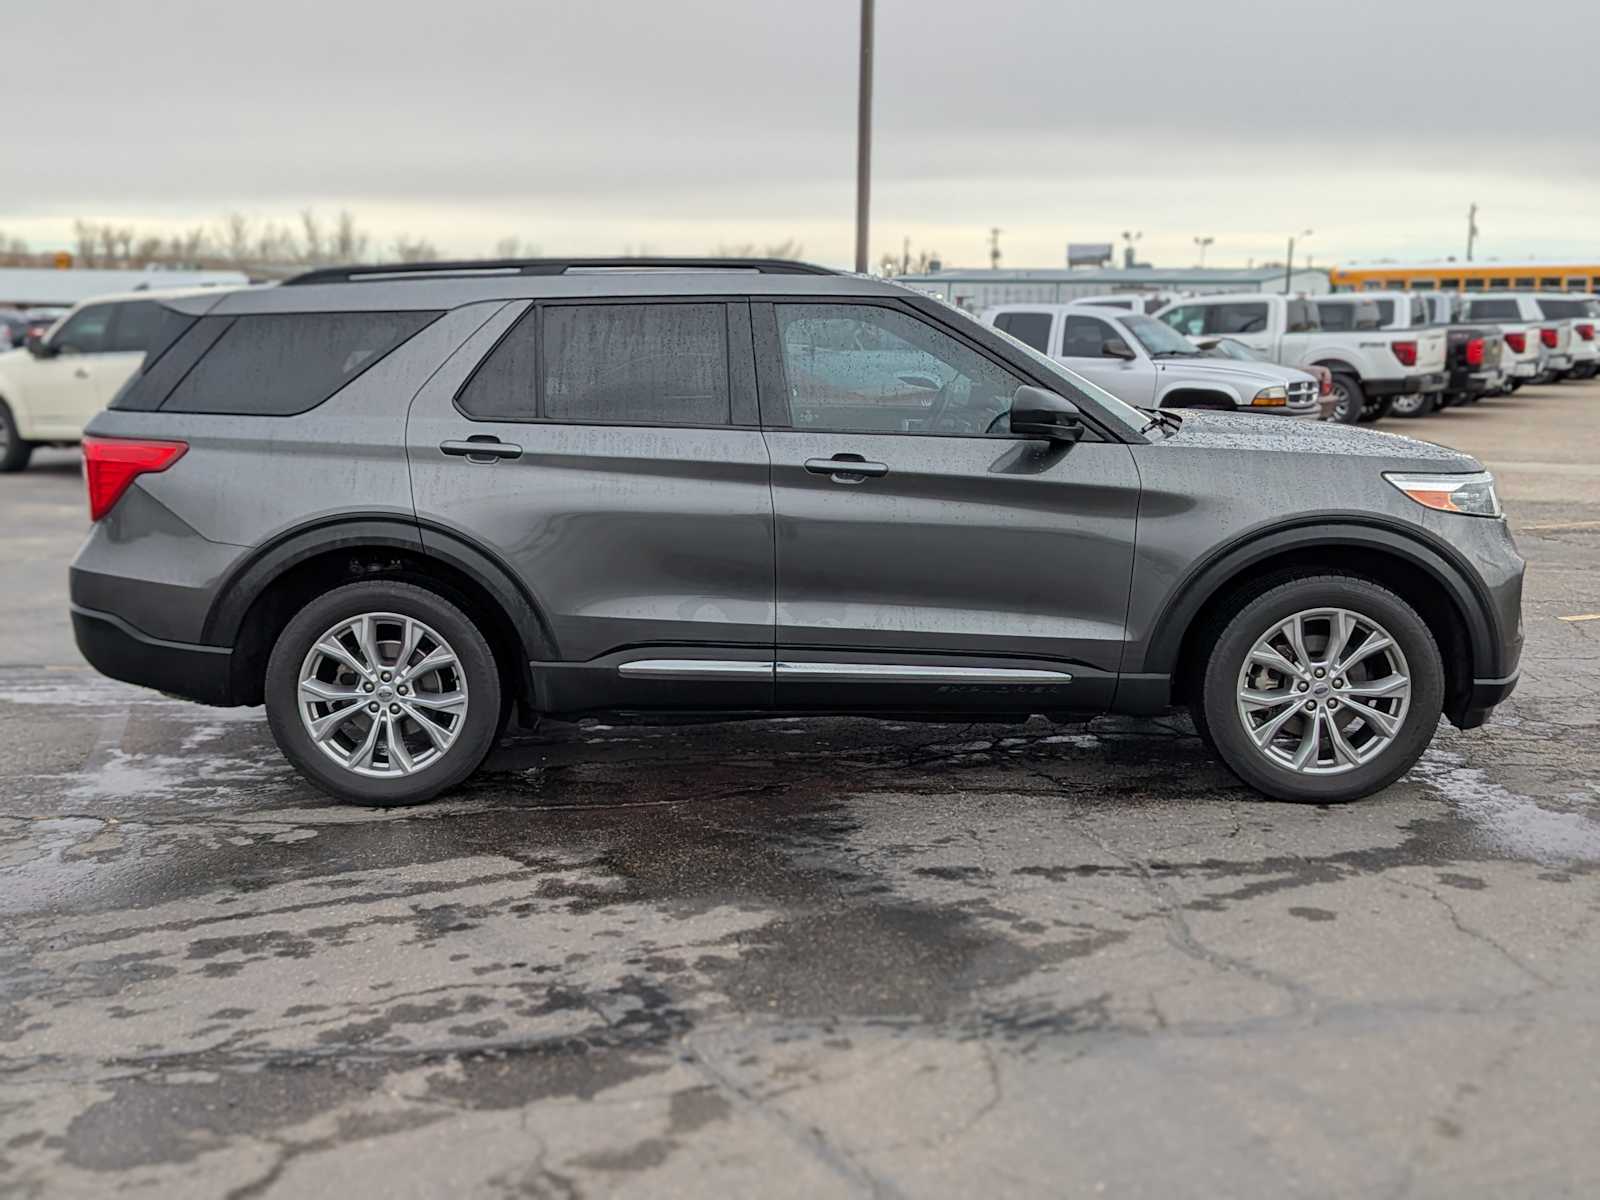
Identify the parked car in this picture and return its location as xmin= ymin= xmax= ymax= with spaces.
xmin=69 ymin=257 xmax=1522 ymax=808
xmin=1063 ymin=294 xmax=1179 ymax=315
xmin=1531 ymin=295 xmax=1598 ymax=379
xmin=1459 ymin=294 xmax=1572 ymax=384
xmin=982 ymin=304 xmax=1322 ymax=418
xmin=0 ymin=311 xmax=28 ymax=351
xmin=1193 ymin=337 xmax=1339 ymax=419
xmin=1155 ymin=293 xmax=1447 ymax=424
xmin=0 ymin=289 xmax=201 ymax=471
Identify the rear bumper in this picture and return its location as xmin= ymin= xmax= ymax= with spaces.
xmin=71 ymin=605 xmax=240 ymax=706
xmin=1449 ymin=368 xmax=1499 ymax=394
xmin=1366 ymin=372 xmax=1447 ymax=397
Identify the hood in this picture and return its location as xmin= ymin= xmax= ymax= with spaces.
xmin=1154 ymin=409 xmax=1482 ymax=470
xmin=1156 ymin=356 xmax=1312 ymax=388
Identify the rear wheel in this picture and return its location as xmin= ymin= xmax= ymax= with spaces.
xmin=265 ymin=581 xmax=502 ymax=806
xmin=0 ymin=399 xmax=33 ymax=473
xmin=1328 ymin=373 xmax=1364 ymax=424
xmin=1389 ymin=393 xmax=1430 ymax=418
xmin=1193 ymin=575 xmax=1444 ymax=803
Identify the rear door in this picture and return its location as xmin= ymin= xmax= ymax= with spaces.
xmin=406 ymin=297 xmax=776 ymax=712
xmin=757 ymin=298 xmax=1140 ymax=714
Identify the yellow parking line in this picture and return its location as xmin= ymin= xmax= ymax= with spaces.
xmin=1558 ymin=614 xmax=1600 ymax=623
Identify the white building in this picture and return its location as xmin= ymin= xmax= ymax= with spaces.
xmin=0 ymin=267 xmax=249 ymax=308
xmin=892 ymin=266 xmax=1331 ymax=312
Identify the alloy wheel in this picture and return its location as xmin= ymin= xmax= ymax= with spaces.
xmin=297 ymin=612 xmax=469 ymax=777
xmin=1235 ymin=607 xmax=1412 ymax=775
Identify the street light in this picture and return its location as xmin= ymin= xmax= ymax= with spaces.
xmin=854 ymin=0 xmax=874 ymax=274
xmin=1194 ymin=235 xmax=1214 ymax=268
xmin=1284 ymin=229 xmax=1313 ymax=294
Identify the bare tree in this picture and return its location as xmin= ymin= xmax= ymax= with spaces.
xmin=493 ymin=236 xmax=541 ymax=259
xmin=221 ymin=212 xmax=253 ymax=263
xmin=390 ymin=234 xmax=440 ymax=263
xmin=329 ymin=211 xmax=368 ymax=263
xmin=710 ymin=239 xmax=804 ymax=260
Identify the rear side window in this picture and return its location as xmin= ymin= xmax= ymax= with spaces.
xmin=1284 ymin=300 xmax=1320 ymax=332
xmin=992 ymin=311 xmax=1052 ymax=353
xmin=1207 ymin=303 xmax=1269 ymax=335
xmin=161 ymin=311 xmax=438 ymax=416
xmin=1465 ymin=299 xmax=1521 ymax=321
xmin=1537 ymin=298 xmax=1583 ymax=319
xmin=1317 ymin=303 xmax=1355 ymax=332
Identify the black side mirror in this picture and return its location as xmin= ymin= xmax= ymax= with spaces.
xmin=1009 ymin=385 xmax=1085 ymax=442
xmin=26 ymin=333 xmax=55 ymax=359
xmin=1102 ymin=337 xmax=1136 ymax=361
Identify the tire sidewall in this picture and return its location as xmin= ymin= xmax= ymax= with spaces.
xmin=1201 ymin=578 xmax=1445 ymax=803
xmin=1330 ymin=373 xmax=1364 ymax=424
xmin=265 ymin=581 xmax=502 ymax=806
xmin=0 ymin=398 xmax=32 ymax=472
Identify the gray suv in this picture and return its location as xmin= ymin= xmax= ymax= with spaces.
xmin=68 ymin=258 xmax=1524 ymax=807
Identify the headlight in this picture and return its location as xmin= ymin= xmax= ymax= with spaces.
xmin=1250 ymin=385 xmax=1287 ymax=407
xmin=1384 ymin=471 xmax=1502 ymax=518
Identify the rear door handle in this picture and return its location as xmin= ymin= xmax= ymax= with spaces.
xmin=441 ymin=437 xmax=522 ymax=463
xmin=804 ymin=454 xmax=889 ymax=483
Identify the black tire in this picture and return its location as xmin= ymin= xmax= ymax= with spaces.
xmin=265 ymin=581 xmax=502 ymax=806
xmin=1192 ymin=574 xmax=1445 ymax=804
xmin=1328 ymin=372 xmax=1363 ymax=424
xmin=1359 ymin=397 xmax=1394 ymax=422
xmin=0 ymin=399 xmax=33 ymax=473
xmin=1388 ymin=393 xmax=1430 ymax=419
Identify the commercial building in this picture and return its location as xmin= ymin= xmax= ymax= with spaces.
xmin=892 ymin=266 xmax=1331 ymax=312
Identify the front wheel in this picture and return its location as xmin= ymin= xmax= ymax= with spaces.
xmin=0 ymin=399 xmax=33 ymax=473
xmin=265 ymin=581 xmax=503 ymax=806
xmin=1193 ymin=575 xmax=1445 ymax=803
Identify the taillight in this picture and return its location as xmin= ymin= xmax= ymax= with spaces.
xmin=1540 ymin=327 xmax=1559 ymax=349
xmin=82 ymin=436 xmax=187 ymax=521
xmin=1391 ymin=340 xmax=1418 ymax=367
xmin=1318 ymin=369 xmax=1332 ymax=396
xmin=1465 ymin=336 xmax=1484 ymax=366
xmin=1504 ymin=331 xmax=1527 ymax=354
xmin=1578 ymin=323 xmax=1594 ymax=341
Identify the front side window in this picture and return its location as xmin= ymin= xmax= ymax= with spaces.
xmin=1160 ymin=305 xmax=1206 ymax=337
xmin=776 ymin=303 xmax=1023 ymax=437
xmin=1207 ymin=303 xmax=1269 ymax=335
xmin=163 ymin=310 xmax=437 ymax=416
xmin=992 ymin=311 xmax=1052 ymax=353
xmin=52 ymin=304 xmax=115 ymax=355
xmin=1060 ymin=315 xmax=1114 ymax=358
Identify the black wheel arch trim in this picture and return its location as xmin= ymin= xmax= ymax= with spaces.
xmin=1139 ymin=514 xmax=1504 ymax=680
xmin=200 ymin=513 xmax=560 ymax=662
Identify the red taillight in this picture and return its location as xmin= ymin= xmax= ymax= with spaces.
xmin=1318 ymin=368 xmax=1332 ymax=396
xmin=1505 ymin=331 xmax=1527 ymax=354
xmin=1391 ymin=340 xmax=1418 ymax=367
xmin=1540 ymin=327 xmax=1559 ymax=349
xmin=1465 ymin=336 xmax=1484 ymax=366
xmin=1578 ymin=323 xmax=1594 ymax=341
xmin=83 ymin=436 xmax=187 ymax=521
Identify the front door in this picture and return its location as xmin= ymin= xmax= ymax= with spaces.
xmin=406 ymin=298 xmax=776 ymax=713
xmin=1054 ymin=312 xmax=1155 ymax=405
xmin=30 ymin=303 xmax=141 ymax=433
xmin=758 ymin=300 xmax=1140 ymax=714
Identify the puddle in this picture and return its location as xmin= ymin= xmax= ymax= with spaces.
xmin=1414 ymin=750 xmax=1600 ymax=865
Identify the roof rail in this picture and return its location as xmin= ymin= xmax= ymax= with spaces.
xmin=282 ymin=257 xmax=839 ymax=286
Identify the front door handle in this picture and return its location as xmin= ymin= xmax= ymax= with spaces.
xmin=804 ymin=454 xmax=889 ymax=483
xmin=441 ymin=437 xmax=522 ymax=463
xmin=74 ymin=368 xmax=90 ymax=380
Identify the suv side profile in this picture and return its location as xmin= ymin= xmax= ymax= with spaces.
xmin=70 ymin=259 xmax=1524 ymax=807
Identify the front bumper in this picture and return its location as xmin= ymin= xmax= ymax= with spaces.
xmin=72 ymin=605 xmax=239 ymax=706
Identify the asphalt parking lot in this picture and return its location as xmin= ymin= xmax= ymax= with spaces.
xmin=2 ymin=389 xmax=1597 ymax=1198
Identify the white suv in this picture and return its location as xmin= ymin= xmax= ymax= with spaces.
xmin=0 ymin=288 xmax=207 ymax=471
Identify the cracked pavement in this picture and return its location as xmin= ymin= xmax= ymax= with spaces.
xmin=1 ymin=385 xmax=1598 ymax=1198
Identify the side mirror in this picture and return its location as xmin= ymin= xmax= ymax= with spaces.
xmin=26 ymin=333 xmax=56 ymax=359
xmin=1009 ymin=385 xmax=1085 ymax=442
xmin=1102 ymin=337 xmax=1136 ymax=361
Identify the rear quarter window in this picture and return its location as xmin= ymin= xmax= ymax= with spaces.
xmin=159 ymin=311 xmax=439 ymax=416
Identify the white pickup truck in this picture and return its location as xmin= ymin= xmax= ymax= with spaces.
xmin=1458 ymin=293 xmax=1579 ymax=384
xmin=1155 ymin=292 xmax=1447 ymax=422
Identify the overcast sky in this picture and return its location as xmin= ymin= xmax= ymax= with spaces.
xmin=6 ymin=0 xmax=1598 ymax=270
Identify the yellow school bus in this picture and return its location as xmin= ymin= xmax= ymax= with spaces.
xmin=1330 ymin=261 xmax=1600 ymax=293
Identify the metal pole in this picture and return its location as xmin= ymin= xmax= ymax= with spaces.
xmin=854 ymin=0 xmax=874 ymax=274
xmin=1284 ymin=237 xmax=1294 ymax=294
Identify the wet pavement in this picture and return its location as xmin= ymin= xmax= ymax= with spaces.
xmin=1 ymin=386 xmax=1598 ymax=1198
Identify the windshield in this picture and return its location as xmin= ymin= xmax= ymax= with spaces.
xmin=1123 ymin=313 xmax=1197 ymax=357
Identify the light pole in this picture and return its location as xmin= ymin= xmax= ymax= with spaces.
xmin=1284 ymin=229 xmax=1313 ymax=293
xmin=854 ymin=0 xmax=874 ymax=274
xmin=1120 ymin=230 xmax=1143 ymax=269
xmin=1194 ymin=235 xmax=1214 ymax=268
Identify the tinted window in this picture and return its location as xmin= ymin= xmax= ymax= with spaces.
xmin=1465 ymin=299 xmax=1521 ymax=321
xmin=104 ymin=301 xmax=193 ymax=356
xmin=1317 ymin=302 xmax=1356 ymax=332
xmin=52 ymin=304 xmax=115 ymax=354
xmin=776 ymin=303 xmax=1023 ymax=437
xmin=1284 ymin=300 xmax=1319 ymax=332
xmin=1373 ymin=300 xmax=1396 ymax=326
xmin=1160 ymin=305 xmax=1206 ymax=337
xmin=1061 ymin=315 xmax=1114 ymax=358
xmin=542 ymin=303 xmax=729 ymax=425
xmin=1207 ymin=303 xmax=1269 ymax=335
xmin=163 ymin=311 xmax=437 ymax=416
xmin=993 ymin=311 xmax=1052 ymax=353
xmin=1537 ymin=298 xmax=1584 ymax=319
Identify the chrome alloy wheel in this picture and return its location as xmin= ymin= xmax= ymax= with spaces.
xmin=1235 ymin=607 xmax=1412 ymax=775
xmin=297 ymin=612 xmax=468 ymax=778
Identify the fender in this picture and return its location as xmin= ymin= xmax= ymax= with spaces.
xmin=1156 ymin=383 xmax=1242 ymax=409
xmin=1310 ymin=357 xmax=1361 ymax=377
xmin=1137 ymin=515 xmax=1502 ymax=680
xmin=200 ymin=514 xmax=559 ymax=661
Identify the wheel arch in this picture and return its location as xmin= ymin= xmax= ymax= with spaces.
xmin=1157 ymin=383 xmax=1241 ymax=410
xmin=1142 ymin=519 xmax=1498 ymax=726
xmin=203 ymin=515 xmax=556 ymax=711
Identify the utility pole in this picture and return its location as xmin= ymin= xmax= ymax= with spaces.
xmin=1193 ymin=235 xmax=1214 ymax=268
xmin=1466 ymin=203 xmax=1479 ymax=262
xmin=988 ymin=227 xmax=1002 ymax=269
xmin=1284 ymin=229 xmax=1313 ymax=293
xmin=854 ymin=0 xmax=874 ymax=274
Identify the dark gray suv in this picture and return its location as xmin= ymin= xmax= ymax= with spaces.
xmin=68 ymin=258 xmax=1524 ymax=807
